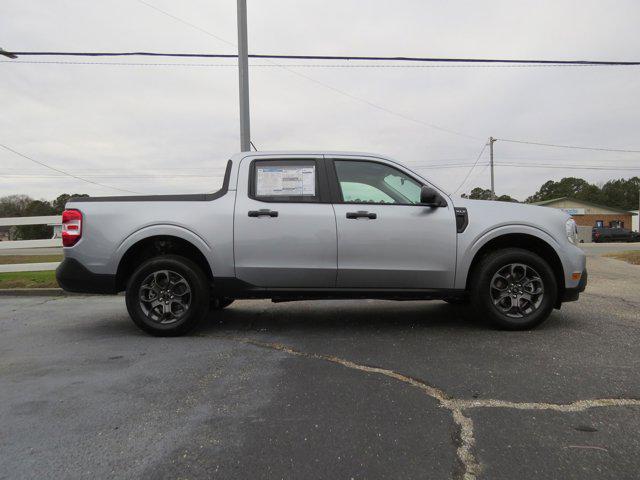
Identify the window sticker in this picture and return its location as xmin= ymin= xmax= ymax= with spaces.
xmin=256 ymin=165 xmax=316 ymax=196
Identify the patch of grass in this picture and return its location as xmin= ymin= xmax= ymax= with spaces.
xmin=0 ymin=270 xmax=58 ymax=289
xmin=604 ymin=251 xmax=640 ymax=265
xmin=0 ymin=254 xmax=63 ymax=265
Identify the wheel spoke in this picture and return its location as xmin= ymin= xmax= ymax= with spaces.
xmin=491 ymin=274 xmax=510 ymax=291
xmin=493 ymin=292 xmax=510 ymax=306
xmin=509 ymin=264 xmax=524 ymax=281
xmin=139 ymin=269 xmax=192 ymax=325
xmin=170 ymin=278 xmax=191 ymax=296
xmin=490 ymin=262 xmax=545 ymax=319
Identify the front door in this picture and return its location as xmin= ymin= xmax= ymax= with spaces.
xmin=233 ymin=156 xmax=337 ymax=288
xmin=328 ymin=157 xmax=457 ymax=289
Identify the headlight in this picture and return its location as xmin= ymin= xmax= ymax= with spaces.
xmin=565 ymin=218 xmax=578 ymax=244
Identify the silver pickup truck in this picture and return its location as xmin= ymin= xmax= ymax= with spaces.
xmin=56 ymin=151 xmax=587 ymax=335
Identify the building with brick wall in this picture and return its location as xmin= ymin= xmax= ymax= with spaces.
xmin=533 ymin=197 xmax=636 ymax=242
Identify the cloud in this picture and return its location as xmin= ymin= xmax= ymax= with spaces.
xmin=1 ymin=0 xmax=639 ymax=201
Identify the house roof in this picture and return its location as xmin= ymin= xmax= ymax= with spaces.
xmin=532 ymin=197 xmax=635 ymax=215
xmin=531 ymin=197 xmax=566 ymax=206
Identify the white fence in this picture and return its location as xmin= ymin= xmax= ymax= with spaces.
xmin=0 ymin=215 xmax=62 ymax=250
xmin=0 ymin=216 xmax=62 ymax=273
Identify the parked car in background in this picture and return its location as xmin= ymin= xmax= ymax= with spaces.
xmin=592 ymin=226 xmax=640 ymax=243
xmin=56 ymin=151 xmax=587 ymax=335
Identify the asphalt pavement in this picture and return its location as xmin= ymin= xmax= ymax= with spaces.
xmin=1 ymin=254 xmax=639 ymax=479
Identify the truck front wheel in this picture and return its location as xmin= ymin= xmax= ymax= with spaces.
xmin=470 ymin=248 xmax=557 ymax=330
xmin=125 ymin=255 xmax=210 ymax=336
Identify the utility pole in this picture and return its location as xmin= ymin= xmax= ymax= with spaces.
xmin=489 ymin=137 xmax=496 ymax=199
xmin=236 ymin=0 xmax=251 ymax=152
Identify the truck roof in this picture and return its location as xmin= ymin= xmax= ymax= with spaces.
xmin=229 ymin=150 xmax=394 ymax=160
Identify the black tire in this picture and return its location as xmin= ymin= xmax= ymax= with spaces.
xmin=125 ymin=255 xmax=210 ymax=336
xmin=470 ymin=248 xmax=557 ymax=330
xmin=210 ymin=297 xmax=235 ymax=310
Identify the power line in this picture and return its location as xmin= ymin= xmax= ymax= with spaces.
xmin=6 ymin=60 xmax=628 ymax=68
xmin=136 ymin=0 xmax=234 ymax=47
xmin=496 ymin=163 xmax=640 ymax=171
xmin=5 ymin=50 xmax=640 ymax=66
xmin=0 ymin=143 xmax=141 ymax=194
xmin=498 ymin=138 xmax=640 ymax=153
xmin=462 ymin=163 xmax=492 ymax=193
xmin=453 ymin=143 xmax=488 ymax=194
xmin=132 ymin=1 xmax=481 ymax=142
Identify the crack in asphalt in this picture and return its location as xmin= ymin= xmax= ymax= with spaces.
xmin=238 ymin=338 xmax=640 ymax=480
xmin=586 ymin=292 xmax=640 ymax=310
xmin=24 ymin=297 xmax=62 ymax=308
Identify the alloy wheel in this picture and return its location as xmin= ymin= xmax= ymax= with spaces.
xmin=490 ymin=263 xmax=544 ymax=318
xmin=138 ymin=270 xmax=192 ymax=324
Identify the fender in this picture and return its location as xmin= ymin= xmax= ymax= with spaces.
xmin=109 ymin=223 xmax=215 ymax=276
xmin=455 ymin=224 xmax=565 ymax=289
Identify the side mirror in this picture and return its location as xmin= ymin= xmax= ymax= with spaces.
xmin=420 ymin=186 xmax=445 ymax=207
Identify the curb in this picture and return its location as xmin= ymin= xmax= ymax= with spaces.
xmin=0 ymin=288 xmax=122 ymax=297
xmin=0 ymin=288 xmax=78 ymax=297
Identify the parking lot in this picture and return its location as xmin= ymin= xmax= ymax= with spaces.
xmin=1 ymin=249 xmax=639 ymax=480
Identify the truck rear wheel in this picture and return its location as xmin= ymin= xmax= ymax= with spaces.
xmin=470 ymin=248 xmax=557 ymax=330
xmin=125 ymin=255 xmax=210 ymax=336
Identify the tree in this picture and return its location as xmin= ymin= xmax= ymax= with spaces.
xmin=0 ymin=194 xmax=32 ymax=217
xmin=462 ymin=187 xmax=519 ymax=202
xmin=525 ymin=177 xmax=603 ymax=204
xmin=600 ymin=177 xmax=640 ymax=211
xmin=525 ymin=176 xmax=639 ymax=209
xmin=0 ymin=193 xmax=89 ymax=240
xmin=13 ymin=199 xmax=56 ymax=240
xmin=52 ymin=193 xmax=89 ymax=214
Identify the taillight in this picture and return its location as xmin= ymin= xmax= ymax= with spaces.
xmin=62 ymin=209 xmax=82 ymax=247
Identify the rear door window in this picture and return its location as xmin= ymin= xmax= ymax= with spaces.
xmin=251 ymin=159 xmax=320 ymax=203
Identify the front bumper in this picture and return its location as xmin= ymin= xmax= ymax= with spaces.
xmin=561 ymin=269 xmax=588 ymax=303
xmin=56 ymin=258 xmax=118 ymax=294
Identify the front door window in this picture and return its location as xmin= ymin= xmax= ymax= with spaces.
xmin=334 ymin=160 xmax=422 ymax=205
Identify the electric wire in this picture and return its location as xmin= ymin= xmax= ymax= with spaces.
xmin=452 ymin=143 xmax=488 ymax=194
xmin=497 ymin=138 xmax=640 ymax=153
xmin=5 ymin=60 xmax=637 ymax=69
xmin=0 ymin=143 xmax=141 ymax=194
xmin=7 ymin=60 xmax=631 ymax=68
xmin=5 ymin=50 xmax=640 ymax=66
xmin=132 ymin=0 xmax=481 ymax=142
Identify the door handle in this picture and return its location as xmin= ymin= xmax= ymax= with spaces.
xmin=248 ymin=209 xmax=278 ymax=218
xmin=346 ymin=210 xmax=377 ymax=219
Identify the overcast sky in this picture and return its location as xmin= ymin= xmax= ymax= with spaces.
xmin=1 ymin=0 xmax=639 ymax=201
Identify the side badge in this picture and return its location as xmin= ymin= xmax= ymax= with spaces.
xmin=455 ymin=208 xmax=469 ymax=233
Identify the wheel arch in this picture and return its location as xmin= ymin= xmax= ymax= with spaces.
xmin=459 ymin=228 xmax=566 ymax=304
xmin=114 ymin=227 xmax=214 ymax=292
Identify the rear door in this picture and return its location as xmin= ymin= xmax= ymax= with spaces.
xmin=327 ymin=156 xmax=457 ymax=289
xmin=233 ymin=156 xmax=337 ymax=288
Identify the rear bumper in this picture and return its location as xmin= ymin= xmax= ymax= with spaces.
xmin=56 ymin=258 xmax=118 ymax=294
xmin=561 ymin=269 xmax=588 ymax=303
